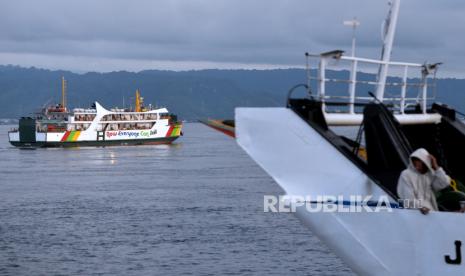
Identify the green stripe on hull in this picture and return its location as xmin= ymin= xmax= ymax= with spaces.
xmin=171 ymin=126 xmax=181 ymax=137
xmin=66 ymin=131 xmax=75 ymax=142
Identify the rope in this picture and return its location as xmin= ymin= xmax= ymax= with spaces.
xmin=434 ymin=123 xmax=448 ymax=170
xmin=353 ymin=122 xmax=365 ymax=156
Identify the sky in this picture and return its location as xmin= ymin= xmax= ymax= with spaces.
xmin=1 ymin=0 xmax=465 ymax=77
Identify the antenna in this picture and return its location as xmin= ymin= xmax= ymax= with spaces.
xmin=343 ymin=17 xmax=360 ymax=57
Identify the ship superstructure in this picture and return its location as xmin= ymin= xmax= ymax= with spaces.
xmin=8 ymin=79 xmax=182 ymax=148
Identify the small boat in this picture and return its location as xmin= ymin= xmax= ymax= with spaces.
xmin=233 ymin=1 xmax=465 ymax=275
xmin=8 ymin=78 xmax=182 ymax=148
xmin=199 ymin=119 xmax=235 ymax=138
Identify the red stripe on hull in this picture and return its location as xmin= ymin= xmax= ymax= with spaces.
xmin=165 ymin=126 xmax=174 ymax=137
xmin=60 ymin=131 xmax=71 ymax=142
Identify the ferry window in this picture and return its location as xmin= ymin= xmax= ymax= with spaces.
xmin=102 ymin=114 xmax=113 ymax=121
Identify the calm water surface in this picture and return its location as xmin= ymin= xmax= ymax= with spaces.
xmin=0 ymin=123 xmax=353 ymax=275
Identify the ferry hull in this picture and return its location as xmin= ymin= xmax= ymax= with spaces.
xmin=236 ymin=107 xmax=465 ymax=275
xmin=199 ymin=119 xmax=235 ymax=138
xmin=9 ymin=136 xmax=179 ymax=148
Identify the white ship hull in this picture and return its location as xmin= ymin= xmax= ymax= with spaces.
xmin=236 ymin=107 xmax=465 ymax=275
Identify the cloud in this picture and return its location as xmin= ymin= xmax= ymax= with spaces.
xmin=1 ymin=0 xmax=465 ymax=76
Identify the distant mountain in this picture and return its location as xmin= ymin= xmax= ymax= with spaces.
xmin=0 ymin=65 xmax=464 ymax=120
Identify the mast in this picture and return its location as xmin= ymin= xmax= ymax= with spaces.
xmin=343 ymin=17 xmax=360 ymax=57
xmin=135 ymin=89 xmax=141 ymax=112
xmin=61 ymin=76 xmax=67 ymax=110
xmin=375 ymin=0 xmax=401 ymax=100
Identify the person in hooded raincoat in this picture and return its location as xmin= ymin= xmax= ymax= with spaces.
xmin=397 ymin=148 xmax=450 ymax=214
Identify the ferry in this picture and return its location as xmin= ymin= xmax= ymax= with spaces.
xmin=8 ymin=78 xmax=182 ymax=148
xmin=229 ymin=0 xmax=465 ymax=275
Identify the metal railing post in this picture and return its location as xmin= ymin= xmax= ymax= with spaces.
xmin=421 ymin=76 xmax=428 ymax=114
xmin=400 ymin=65 xmax=408 ymax=114
xmin=348 ymin=60 xmax=358 ymax=114
xmin=305 ymin=53 xmax=311 ymax=95
xmin=318 ymin=58 xmax=326 ymax=110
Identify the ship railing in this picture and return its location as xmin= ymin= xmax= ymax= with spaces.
xmin=100 ymin=114 xmax=159 ymax=122
xmin=305 ymin=51 xmax=440 ymax=115
xmin=73 ymin=108 xmax=97 ymax=113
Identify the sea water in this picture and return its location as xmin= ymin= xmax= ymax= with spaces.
xmin=0 ymin=123 xmax=353 ymax=275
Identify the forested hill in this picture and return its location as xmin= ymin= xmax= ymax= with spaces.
xmin=0 ymin=65 xmax=464 ymax=120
